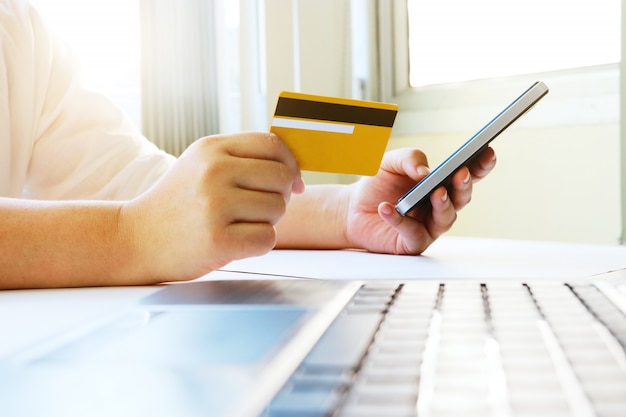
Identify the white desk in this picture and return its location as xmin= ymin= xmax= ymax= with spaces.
xmin=1 ymin=236 xmax=626 ymax=417
xmin=2 ymin=236 xmax=625 ymax=358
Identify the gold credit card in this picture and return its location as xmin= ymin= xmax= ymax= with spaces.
xmin=270 ymin=91 xmax=398 ymax=176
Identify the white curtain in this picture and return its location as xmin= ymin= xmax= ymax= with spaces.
xmin=140 ymin=0 xmax=220 ymax=155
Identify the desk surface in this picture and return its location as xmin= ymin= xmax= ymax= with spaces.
xmin=2 ymin=236 xmax=626 ymax=417
xmin=2 ymin=236 xmax=625 ymax=359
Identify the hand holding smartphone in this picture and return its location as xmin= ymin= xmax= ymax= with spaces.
xmin=395 ymin=81 xmax=549 ymax=216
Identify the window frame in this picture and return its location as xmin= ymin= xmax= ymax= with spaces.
xmin=377 ymin=1 xmax=620 ymax=136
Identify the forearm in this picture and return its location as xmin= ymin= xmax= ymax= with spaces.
xmin=276 ymin=184 xmax=352 ymax=249
xmin=0 ymin=198 xmax=145 ymax=289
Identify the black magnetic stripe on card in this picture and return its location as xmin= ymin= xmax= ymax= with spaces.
xmin=275 ymin=97 xmax=397 ymax=127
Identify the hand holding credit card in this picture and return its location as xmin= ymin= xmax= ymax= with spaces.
xmin=270 ymin=92 xmax=398 ymax=176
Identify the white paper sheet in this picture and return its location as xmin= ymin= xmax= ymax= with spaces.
xmin=219 ymin=236 xmax=626 ymax=281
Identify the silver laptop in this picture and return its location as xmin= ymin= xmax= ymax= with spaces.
xmin=2 ymin=271 xmax=626 ymax=417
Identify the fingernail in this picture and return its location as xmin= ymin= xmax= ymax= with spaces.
xmin=299 ymin=176 xmax=306 ymax=191
xmin=380 ymin=203 xmax=394 ymax=216
xmin=417 ymin=165 xmax=430 ymax=176
xmin=463 ymin=170 xmax=471 ymax=184
xmin=441 ymin=190 xmax=448 ymax=202
xmin=293 ymin=176 xmax=305 ymax=193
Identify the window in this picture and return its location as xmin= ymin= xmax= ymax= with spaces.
xmin=377 ymin=0 xmax=620 ymax=134
xmin=407 ymin=0 xmax=621 ymax=87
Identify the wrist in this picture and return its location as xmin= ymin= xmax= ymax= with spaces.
xmin=116 ymin=200 xmax=159 ymax=285
xmin=335 ymin=184 xmax=353 ymax=249
xmin=276 ymin=184 xmax=352 ymax=250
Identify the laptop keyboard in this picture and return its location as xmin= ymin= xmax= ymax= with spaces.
xmin=262 ymin=281 xmax=626 ymax=417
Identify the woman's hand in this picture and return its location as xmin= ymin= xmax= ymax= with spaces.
xmin=343 ymin=147 xmax=496 ymax=255
xmin=121 ymin=132 xmax=304 ymax=282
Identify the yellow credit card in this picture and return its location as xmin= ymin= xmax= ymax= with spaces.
xmin=269 ymin=91 xmax=398 ymax=176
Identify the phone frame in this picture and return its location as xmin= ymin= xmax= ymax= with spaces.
xmin=395 ymin=81 xmax=549 ymax=216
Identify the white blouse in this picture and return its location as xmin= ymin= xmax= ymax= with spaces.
xmin=0 ymin=0 xmax=175 ymax=200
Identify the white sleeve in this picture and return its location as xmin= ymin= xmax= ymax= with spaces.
xmin=0 ymin=0 xmax=176 ymax=201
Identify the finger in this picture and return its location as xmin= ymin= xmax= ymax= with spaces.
xmin=378 ymin=202 xmax=432 ymax=254
xmin=221 ymin=222 xmax=278 ymax=260
xmin=380 ymin=148 xmax=430 ymax=181
xmin=262 ymin=132 xmax=305 ymax=194
xmin=427 ymin=186 xmax=457 ymax=237
xmin=215 ymin=132 xmax=305 ymax=194
xmin=447 ymin=166 xmax=473 ymax=210
xmin=467 ymin=146 xmax=496 ymax=182
xmin=226 ymin=189 xmax=288 ymax=225
xmin=232 ymin=158 xmax=301 ymax=199
xmin=223 ymin=132 xmax=292 ymax=162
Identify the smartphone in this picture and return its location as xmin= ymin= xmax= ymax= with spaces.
xmin=395 ymin=81 xmax=549 ymax=216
